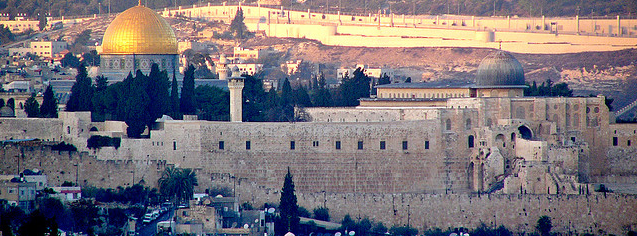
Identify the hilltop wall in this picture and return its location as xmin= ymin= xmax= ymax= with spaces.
xmin=160 ymin=4 xmax=637 ymax=53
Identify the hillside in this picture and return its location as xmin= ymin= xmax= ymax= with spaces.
xmin=58 ymin=15 xmax=637 ymax=113
xmin=1 ymin=0 xmax=635 ymax=18
xmin=242 ymin=37 xmax=637 ymax=111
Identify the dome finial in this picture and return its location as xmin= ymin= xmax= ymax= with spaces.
xmin=138 ymin=0 xmax=142 ymax=6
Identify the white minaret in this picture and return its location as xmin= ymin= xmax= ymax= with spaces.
xmin=228 ymin=66 xmax=244 ymax=122
xmin=217 ymin=54 xmax=229 ymax=80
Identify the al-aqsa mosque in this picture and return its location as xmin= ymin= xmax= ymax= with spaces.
xmin=99 ymin=1 xmax=178 ymax=81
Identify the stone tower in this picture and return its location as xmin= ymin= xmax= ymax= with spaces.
xmin=228 ymin=66 xmax=244 ymax=122
xmin=217 ymin=54 xmax=229 ymax=80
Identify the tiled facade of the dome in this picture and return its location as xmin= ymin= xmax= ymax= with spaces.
xmin=100 ymin=5 xmax=178 ymax=81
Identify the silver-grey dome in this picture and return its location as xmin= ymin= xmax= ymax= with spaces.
xmin=476 ymin=51 xmax=525 ymax=87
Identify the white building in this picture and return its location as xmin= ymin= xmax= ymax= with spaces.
xmin=228 ymin=63 xmax=263 ymax=76
xmin=3 ymin=80 xmax=30 ymax=93
xmin=8 ymin=41 xmax=68 ymax=59
xmin=51 ymin=186 xmax=82 ymax=202
xmin=336 ymin=64 xmax=394 ymax=80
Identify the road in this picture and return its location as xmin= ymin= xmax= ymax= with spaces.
xmin=135 ymin=209 xmax=173 ymax=236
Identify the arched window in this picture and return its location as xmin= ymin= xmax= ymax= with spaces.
xmin=496 ymin=133 xmax=506 ymax=147
xmin=468 ymin=135 xmax=475 ymax=148
xmin=518 ymin=126 xmax=533 ymax=140
xmin=465 ymin=119 xmax=472 ymax=130
xmin=511 ymin=133 xmax=516 ymax=142
xmin=486 ymin=118 xmax=492 ymax=127
xmin=573 ymin=114 xmax=580 ymax=127
xmin=67 ymin=126 xmax=71 ymax=134
xmin=446 ymin=119 xmax=452 ymax=130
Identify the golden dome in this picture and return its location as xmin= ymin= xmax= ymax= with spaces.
xmin=101 ymin=5 xmax=177 ymax=55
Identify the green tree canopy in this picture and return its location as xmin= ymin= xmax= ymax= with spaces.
xmin=276 ymin=168 xmax=300 ymax=235
xmin=38 ymin=11 xmax=47 ymax=31
xmin=39 ymin=85 xmax=58 ymax=118
xmin=524 ymin=80 xmax=573 ymax=97
xmin=18 ymin=210 xmax=48 ymax=236
xmin=170 ymin=75 xmax=181 ymax=119
xmin=24 ymin=93 xmax=40 ymax=118
xmin=146 ymin=63 xmax=171 ymax=127
xmin=66 ymin=65 xmax=93 ymax=111
xmin=120 ymin=71 xmax=150 ymax=138
xmin=158 ymin=167 xmax=198 ymax=204
xmin=230 ymin=7 xmax=250 ymax=39
xmin=536 ymin=215 xmax=552 ymax=236
xmin=310 ymin=74 xmax=333 ymax=107
xmin=180 ymin=65 xmax=197 ymax=115
xmin=195 ymin=85 xmax=230 ymax=121
xmin=61 ymin=53 xmax=80 ymax=68
xmin=337 ymin=68 xmax=371 ymax=106
xmin=312 ymin=207 xmax=329 ymax=221
xmin=0 ymin=24 xmax=15 ymax=44
xmin=80 ymin=50 xmax=100 ymax=67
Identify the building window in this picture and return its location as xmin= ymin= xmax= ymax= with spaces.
xmin=219 ymin=141 xmax=225 ymax=150
xmin=173 ymin=141 xmax=176 ymax=150
xmin=335 ymin=141 xmax=341 ymax=150
xmin=290 ymin=141 xmax=295 ymax=150
xmin=613 ymin=137 xmax=618 ymax=146
xmin=425 ymin=141 xmax=429 ymax=149
xmin=445 ymin=119 xmax=452 ymax=130
xmin=380 ymin=141 xmax=386 ymax=150
xmin=402 ymin=141 xmax=408 ymax=150
xmin=628 ymin=140 xmax=631 ymax=146
xmin=358 ymin=141 xmax=364 ymax=150
xmin=246 ymin=141 xmax=251 ymax=150
xmin=312 ymin=141 xmax=319 ymax=147
xmin=468 ymin=135 xmax=475 ymax=148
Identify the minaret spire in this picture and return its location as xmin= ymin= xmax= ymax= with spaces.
xmin=138 ymin=0 xmax=142 ymax=6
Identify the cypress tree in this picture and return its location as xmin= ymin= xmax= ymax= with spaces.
xmin=24 ymin=93 xmax=40 ymax=118
xmin=170 ymin=75 xmax=181 ymax=119
xmin=146 ymin=63 xmax=170 ymax=126
xmin=121 ymin=71 xmax=150 ymax=138
xmin=40 ymin=85 xmax=58 ymax=118
xmin=66 ymin=65 xmax=93 ymax=111
xmin=293 ymin=86 xmax=312 ymax=107
xmin=276 ymin=167 xmax=299 ymax=235
xmin=230 ymin=7 xmax=247 ymax=39
xmin=281 ymin=78 xmax=293 ymax=107
xmin=180 ymin=65 xmax=196 ymax=115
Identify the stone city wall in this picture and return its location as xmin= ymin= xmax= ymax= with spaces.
xmin=2 ymin=144 xmax=636 ymax=235
xmin=168 ymin=4 xmax=637 ymax=37
xmin=0 ymin=144 xmax=165 ymax=188
xmin=228 ymin=185 xmax=637 ymax=235
xmin=0 ymin=118 xmax=63 ymax=141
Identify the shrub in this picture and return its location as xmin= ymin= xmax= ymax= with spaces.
xmin=51 ymin=142 xmax=77 ymax=151
xmin=87 ymin=135 xmax=121 ymax=149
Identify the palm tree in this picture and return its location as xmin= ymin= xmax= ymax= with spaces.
xmin=158 ymin=167 xmax=198 ymax=205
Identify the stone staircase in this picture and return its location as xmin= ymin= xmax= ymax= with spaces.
xmin=615 ymin=98 xmax=637 ymax=117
